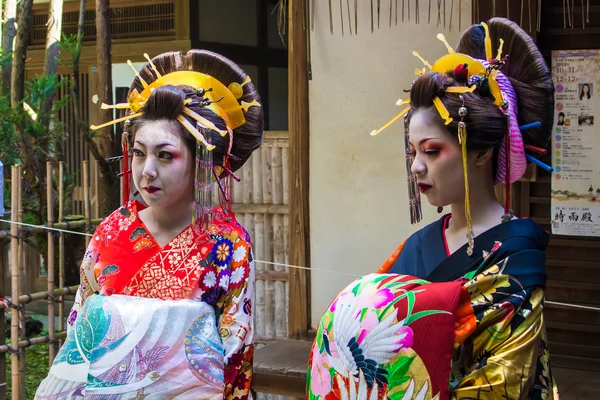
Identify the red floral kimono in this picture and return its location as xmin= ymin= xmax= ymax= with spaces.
xmin=36 ymin=201 xmax=254 ymax=400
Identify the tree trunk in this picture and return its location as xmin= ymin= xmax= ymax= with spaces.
xmin=1 ymin=0 xmax=16 ymax=95
xmin=95 ymin=0 xmax=117 ymax=214
xmin=39 ymin=0 xmax=64 ymax=130
xmin=11 ymin=0 xmax=34 ymax=108
xmin=95 ymin=0 xmax=114 ymax=155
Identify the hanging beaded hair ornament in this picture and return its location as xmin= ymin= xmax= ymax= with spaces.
xmin=370 ymin=23 xmax=551 ymax=256
xmin=91 ymin=53 xmax=261 ymax=228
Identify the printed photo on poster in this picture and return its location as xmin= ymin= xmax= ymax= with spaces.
xmin=551 ymin=50 xmax=600 ymax=237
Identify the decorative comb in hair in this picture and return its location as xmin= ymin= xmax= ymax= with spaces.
xmin=90 ymin=53 xmax=261 ymax=151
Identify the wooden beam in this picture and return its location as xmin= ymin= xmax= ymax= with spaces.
xmin=287 ymin=0 xmax=310 ymax=340
xmin=174 ymin=0 xmax=189 ymax=40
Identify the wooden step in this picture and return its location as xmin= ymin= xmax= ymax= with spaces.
xmin=546 ymin=259 xmax=600 ymax=283
xmin=546 ymin=322 xmax=600 ymax=347
xmin=551 ymin=354 xmax=600 ymax=372
xmin=546 ymin=281 xmax=600 ymax=306
xmin=549 ymin=342 xmax=600 ymax=360
xmin=545 ymin=303 xmax=600 ymax=326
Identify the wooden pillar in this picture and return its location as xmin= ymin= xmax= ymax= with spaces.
xmin=287 ymin=0 xmax=310 ymax=340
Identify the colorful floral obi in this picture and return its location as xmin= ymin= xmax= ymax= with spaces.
xmin=36 ymin=294 xmax=225 ymax=399
xmin=307 ymin=273 xmax=472 ymax=400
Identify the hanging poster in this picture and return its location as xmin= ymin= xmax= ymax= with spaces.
xmin=551 ymin=50 xmax=600 ymax=237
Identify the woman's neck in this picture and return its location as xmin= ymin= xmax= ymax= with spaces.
xmin=448 ymin=184 xmax=505 ymax=236
xmin=144 ymin=199 xmax=193 ymax=234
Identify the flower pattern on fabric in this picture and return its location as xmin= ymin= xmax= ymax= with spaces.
xmin=308 ymin=274 xmax=463 ymax=400
xmin=378 ymin=233 xmax=557 ymax=400
xmin=64 ymin=200 xmax=254 ymax=399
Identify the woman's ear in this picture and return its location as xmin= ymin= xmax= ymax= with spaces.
xmin=474 ymin=147 xmax=494 ymax=167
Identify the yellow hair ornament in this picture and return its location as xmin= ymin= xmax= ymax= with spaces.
xmin=91 ymin=112 xmax=143 ymax=130
xmin=182 ymin=107 xmax=227 ymax=137
xmin=370 ymin=106 xmax=411 ymax=136
xmin=127 ymin=60 xmax=148 ymax=89
xmin=101 ymin=103 xmax=131 ymax=110
xmin=228 ymin=76 xmax=252 ymax=100
xmin=437 ymin=33 xmax=455 ymax=54
xmin=412 ymin=51 xmax=433 ymax=69
xmin=143 ymin=53 xmax=163 ymax=79
xmin=446 ymin=86 xmax=476 ymax=94
xmin=481 ymin=22 xmax=493 ymax=60
xmin=433 ymin=97 xmax=453 ymax=125
xmin=396 ymin=98 xmax=410 ymax=106
xmin=177 ymin=115 xmax=216 ymax=151
xmin=496 ymin=39 xmax=505 ymax=61
xmin=241 ymin=99 xmax=261 ymax=112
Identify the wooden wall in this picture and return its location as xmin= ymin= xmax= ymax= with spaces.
xmin=230 ymin=131 xmax=291 ymax=342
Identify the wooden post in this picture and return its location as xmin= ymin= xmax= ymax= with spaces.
xmin=10 ymin=165 xmax=20 ymax=400
xmin=83 ymin=161 xmax=91 ymax=246
xmin=47 ymin=162 xmax=57 ymax=363
xmin=288 ymin=0 xmax=310 ymax=340
xmin=17 ymin=164 xmax=25 ymax=399
xmin=58 ymin=162 xmax=65 ymax=343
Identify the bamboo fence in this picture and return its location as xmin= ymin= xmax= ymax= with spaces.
xmin=0 ymin=132 xmax=293 ymax=399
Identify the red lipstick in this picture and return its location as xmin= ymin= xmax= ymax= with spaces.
xmin=418 ymin=183 xmax=432 ymax=193
xmin=144 ymin=186 xmax=160 ymax=194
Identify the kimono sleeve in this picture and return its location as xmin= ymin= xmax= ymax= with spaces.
xmin=66 ymin=231 xmax=102 ymax=332
xmin=221 ymin=246 xmax=255 ymax=400
xmin=451 ymin=250 xmax=555 ymax=400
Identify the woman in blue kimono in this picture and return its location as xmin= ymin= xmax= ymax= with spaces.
xmin=308 ymin=18 xmax=557 ymax=400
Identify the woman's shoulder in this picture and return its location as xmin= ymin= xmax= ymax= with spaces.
xmin=497 ymin=217 xmax=550 ymax=252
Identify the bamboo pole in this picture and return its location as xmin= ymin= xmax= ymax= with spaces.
xmin=0 ymin=286 xmax=78 ymax=310
xmin=282 ymin=146 xmax=289 ymax=206
xmin=58 ymin=162 xmax=65 ymax=344
xmin=17 ymin=163 xmax=25 ymax=399
xmin=262 ymin=147 xmax=273 ymax=205
xmin=93 ymin=160 xmax=100 ymax=218
xmin=252 ymin=145 xmax=263 ymax=204
xmin=243 ymin=161 xmax=253 ymax=205
xmin=0 ymin=331 xmax=68 ymax=354
xmin=250 ymin=212 xmax=266 ymax=337
xmin=0 ymin=219 xmax=103 ymax=239
xmin=273 ymin=213 xmax=286 ymax=338
xmin=47 ymin=162 xmax=57 ymax=363
xmin=83 ymin=160 xmax=91 ymax=246
xmin=11 ymin=165 xmax=21 ymax=400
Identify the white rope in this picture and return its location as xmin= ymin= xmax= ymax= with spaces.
xmin=546 ymin=301 xmax=600 ymax=312
xmin=0 ymin=219 xmax=94 ymax=237
xmin=2 ymin=219 xmax=600 ymax=312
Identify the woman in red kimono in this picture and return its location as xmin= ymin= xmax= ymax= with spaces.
xmin=308 ymin=18 xmax=558 ymax=399
xmin=36 ymin=50 xmax=263 ymax=399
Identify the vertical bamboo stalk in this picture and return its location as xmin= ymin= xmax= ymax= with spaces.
xmin=282 ymin=145 xmax=289 ymax=206
xmin=262 ymin=147 xmax=273 ymax=205
xmin=94 ymin=160 xmax=100 ymax=218
xmin=47 ymin=162 xmax=56 ymax=363
xmin=10 ymin=165 xmax=20 ymax=400
xmin=272 ymin=147 xmax=283 ymax=205
xmin=252 ymin=145 xmax=263 ymax=204
xmin=273 ymin=214 xmax=286 ymax=338
xmin=58 ymin=162 xmax=65 ymax=342
xmin=242 ymin=162 xmax=252 ymax=205
xmin=83 ymin=161 xmax=91 ymax=246
xmin=264 ymin=213 xmax=274 ymax=338
xmin=253 ymin=214 xmax=266 ymax=337
xmin=17 ymin=164 xmax=24 ymax=399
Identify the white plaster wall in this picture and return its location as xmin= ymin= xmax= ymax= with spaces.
xmin=309 ymin=0 xmax=472 ymax=327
